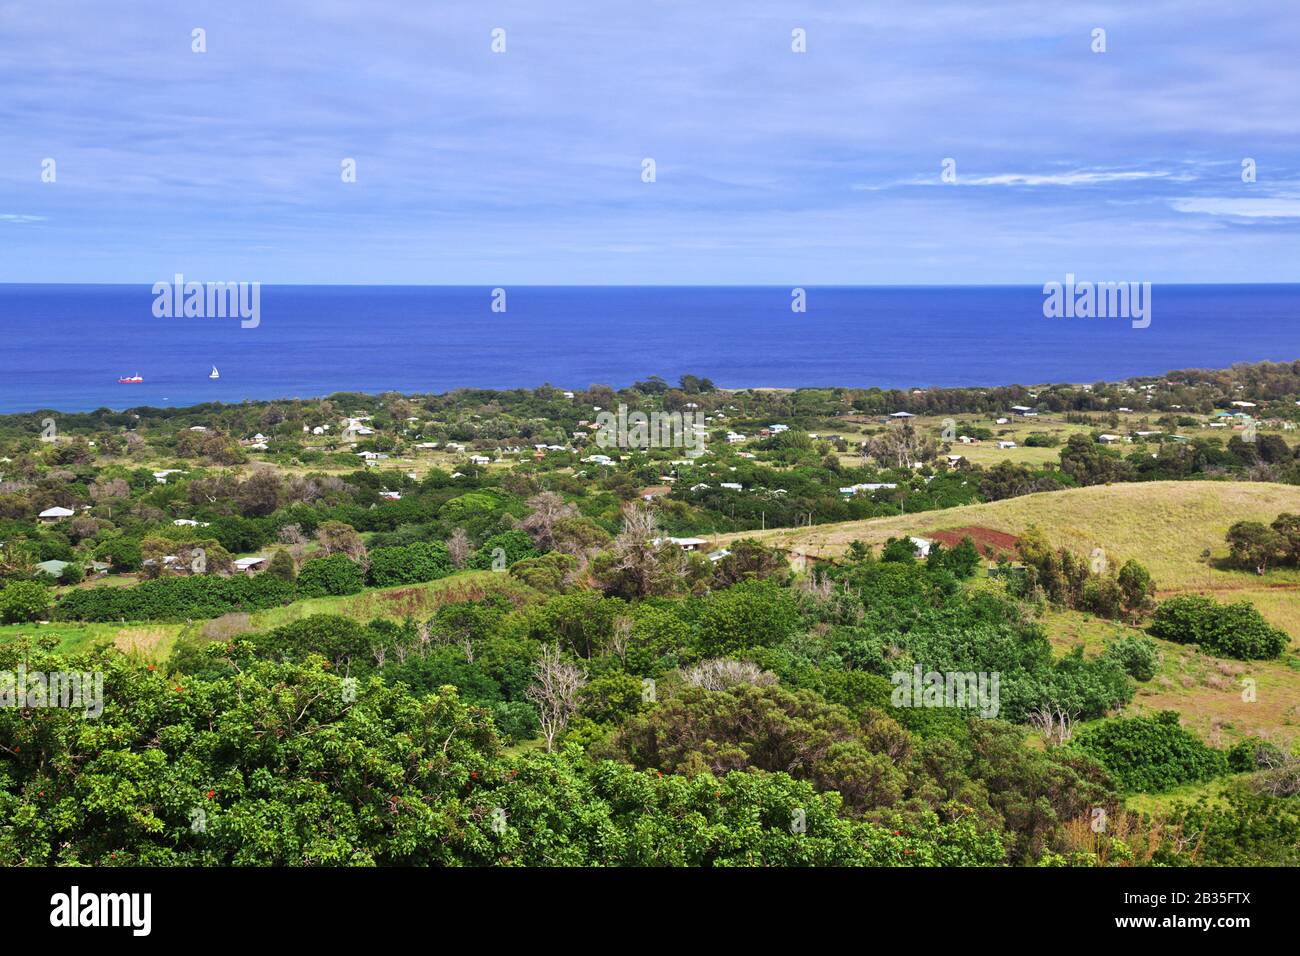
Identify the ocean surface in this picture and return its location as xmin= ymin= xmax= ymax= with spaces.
xmin=0 ymin=284 xmax=1296 ymax=414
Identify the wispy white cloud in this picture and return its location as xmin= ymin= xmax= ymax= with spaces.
xmin=1171 ymin=196 xmax=1300 ymax=219
xmin=0 ymin=213 xmax=45 ymax=224
xmin=855 ymin=170 xmax=1183 ymax=191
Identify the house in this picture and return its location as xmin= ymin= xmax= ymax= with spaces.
xmin=909 ymin=537 xmax=933 ymax=558
xmin=839 ymin=482 xmax=897 ymax=496
xmin=707 ymin=549 xmax=731 ymax=563
xmin=38 ymin=506 xmax=75 ymax=523
xmin=469 ymin=455 xmax=491 ymax=465
xmin=1231 ymin=401 xmax=1258 ymax=408
xmin=35 ymin=559 xmax=69 ymax=579
xmin=997 ymin=441 xmax=1017 ymax=449
xmin=651 ymin=537 xmax=708 ymax=552
xmin=726 ymin=432 xmax=746 ymax=444
xmin=690 ymin=483 xmax=711 ymax=492
xmin=1010 ymin=406 xmax=1034 ymax=416
xmin=957 ymin=435 xmax=977 ymax=444
xmin=379 ymin=491 xmax=402 ymax=501
xmin=719 ymin=482 xmax=743 ymax=491
xmin=639 ymin=485 xmax=671 ymax=501
xmin=995 ymin=417 xmax=1009 ymax=425
xmin=945 ymin=454 xmax=965 ymax=465
xmin=889 ymin=411 xmax=916 ymax=419
xmin=153 ymin=469 xmax=185 ymax=484
xmin=233 ymin=556 xmax=268 ymax=575
xmin=1097 ymin=434 xmax=1124 ymax=444
xmin=172 ymin=518 xmax=211 ymax=527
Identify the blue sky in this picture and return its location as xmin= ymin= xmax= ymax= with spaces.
xmin=2 ymin=0 xmax=1298 ymax=284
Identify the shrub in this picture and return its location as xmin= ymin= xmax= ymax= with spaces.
xmin=94 ymin=537 xmax=141 ymax=573
xmin=509 ymin=552 xmax=576 ymax=593
xmin=59 ymin=562 xmax=85 ymax=586
xmin=1072 ymin=711 xmax=1228 ymax=793
xmin=1149 ymin=595 xmax=1288 ymax=660
xmin=469 ymin=530 xmax=538 ymax=571
xmin=1103 ymin=634 xmax=1160 ymax=682
xmin=696 ymin=579 xmax=800 ymax=657
xmin=367 ymin=541 xmax=453 ymax=587
xmin=296 ymin=553 xmax=366 ymax=598
xmin=490 ymin=701 xmax=540 ymax=744
xmin=265 ymin=550 xmax=297 ymax=582
xmin=56 ymin=574 xmax=294 ymax=622
xmin=0 ymin=580 xmax=50 ymax=623
xmin=1227 ymin=736 xmax=1286 ymax=773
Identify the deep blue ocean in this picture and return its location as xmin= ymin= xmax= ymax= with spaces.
xmin=0 ymin=284 xmax=1296 ymax=414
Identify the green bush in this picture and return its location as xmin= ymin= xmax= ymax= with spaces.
xmin=1103 ymin=634 xmax=1160 ymax=681
xmin=296 ymin=553 xmax=366 ymax=598
xmin=367 ymin=541 xmax=453 ymax=587
xmin=490 ymin=701 xmax=540 ymax=744
xmin=1073 ymin=711 xmax=1228 ymax=793
xmin=56 ymin=574 xmax=294 ymax=622
xmin=469 ymin=530 xmax=538 ymax=571
xmin=1227 ymin=736 xmax=1285 ymax=773
xmin=1150 ymin=595 xmax=1288 ymax=660
xmin=0 ymin=580 xmax=50 ymax=623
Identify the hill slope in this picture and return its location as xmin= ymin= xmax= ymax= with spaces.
xmin=716 ymin=480 xmax=1300 ymax=594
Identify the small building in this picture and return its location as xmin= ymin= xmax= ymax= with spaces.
xmin=660 ymin=537 xmax=707 ymax=552
xmin=1098 ymin=434 xmax=1123 ymax=444
xmin=640 ymin=485 xmax=671 ymax=501
xmin=909 ymin=537 xmax=933 ymax=558
xmin=35 ymin=559 xmax=70 ymax=579
xmin=889 ymin=411 xmax=916 ymax=419
xmin=233 ymin=556 xmax=268 ymax=575
xmin=38 ymin=506 xmax=75 ymax=523
xmin=997 ymin=441 xmax=1017 ymax=449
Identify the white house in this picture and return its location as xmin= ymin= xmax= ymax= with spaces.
xmin=651 ymin=537 xmax=708 ymax=552
xmin=909 ymin=536 xmax=933 ymax=558
xmin=233 ymin=556 xmax=269 ymax=575
xmin=839 ymin=482 xmax=898 ymax=496
xmin=997 ymin=441 xmax=1017 ymax=449
xmin=38 ymin=506 xmax=75 ymax=523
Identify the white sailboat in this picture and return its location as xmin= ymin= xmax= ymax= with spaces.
xmin=209 ymin=365 xmax=220 ymax=380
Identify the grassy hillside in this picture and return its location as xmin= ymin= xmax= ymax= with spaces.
xmin=715 ymin=481 xmax=1300 ymax=627
xmin=1039 ymin=608 xmax=1300 ymax=748
xmin=0 ymin=570 xmax=539 ymax=662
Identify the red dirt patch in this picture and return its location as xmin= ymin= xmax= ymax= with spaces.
xmin=929 ymin=526 xmax=1020 ymax=559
